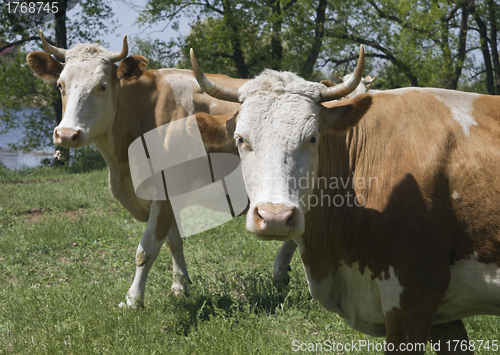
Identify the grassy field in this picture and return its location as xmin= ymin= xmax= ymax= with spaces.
xmin=0 ymin=166 xmax=498 ymax=354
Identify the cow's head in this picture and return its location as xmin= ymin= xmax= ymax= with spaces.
xmin=27 ymin=31 xmax=148 ymax=148
xmin=190 ymin=47 xmax=369 ymax=241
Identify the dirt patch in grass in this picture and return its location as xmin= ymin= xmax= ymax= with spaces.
xmin=0 ymin=177 xmax=77 ymax=184
xmin=14 ymin=208 xmax=87 ymax=224
xmin=22 ymin=207 xmax=46 ymax=223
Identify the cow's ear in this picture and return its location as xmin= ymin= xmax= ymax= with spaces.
xmin=27 ymin=52 xmax=63 ymax=81
xmin=319 ymin=94 xmax=372 ymax=134
xmin=117 ymin=56 xmax=148 ymax=82
xmin=195 ymin=111 xmax=238 ymax=148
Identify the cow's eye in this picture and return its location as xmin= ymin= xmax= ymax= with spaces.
xmin=98 ymin=84 xmax=107 ymax=92
xmin=310 ymin=136 xmax=318 ymax=144
xmin=237 ymin=137 xmax=244 ymax=144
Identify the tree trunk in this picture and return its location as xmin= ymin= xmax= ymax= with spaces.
xmin=300 ymin=0 xmax=327 ymax=79
xmin=450 ymin=1 xmax=470 ymax=90
xmin=487 ymin=0 xmax=500 ymax=94
xmin=222 ymin=0 xmax=249 ymax=78
xmin=270 ymin=0 xmax=283 ymax=71
xmin=471 ymin=1 xmax=495 ymax=94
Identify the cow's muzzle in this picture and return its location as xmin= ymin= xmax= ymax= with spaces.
xmin=248 ymin=203 xmax=304 ymax=240
xmin=54 ymin=127 xmax=82 ymax=148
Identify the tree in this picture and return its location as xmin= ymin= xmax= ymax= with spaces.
xmin=137 ymin=0 xmax=330 ymax=80
xmin=469 ymin=0 xmax=500 ymax=94
xmin=321 ymin=0 xmax=500 ymax=92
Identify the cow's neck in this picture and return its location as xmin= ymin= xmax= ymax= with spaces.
xmin=299 ymin=121 xmax=383 ymax=279
xmin=92 ymin=77 xmax=159 ymax=221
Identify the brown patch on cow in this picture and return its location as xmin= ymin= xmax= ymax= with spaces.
xmin=26 ymin=52 xmax=63 ymax=80
xmin=429 ymin=319 xmax=472 ymax=352
xmin=154 ymin=201 xmax=176 ymax=242
xmin=136 ymin=249 xmax=149 ymax=267
xmin=384 ymin=306 xmax=436 ymax=350
xmin=117 ymin=56 xmax=148 ymax=82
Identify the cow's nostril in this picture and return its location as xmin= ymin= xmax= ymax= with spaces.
xmin=285 ymin=208 xmax=295 ymax=227
xmin=72 ymin=130 xmax=81 ymax=142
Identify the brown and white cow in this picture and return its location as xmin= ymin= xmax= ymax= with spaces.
xmin=191 ymin=47 xmax=500 ymax=353
xmin=26 ymin=31 xmax=248 ymax=307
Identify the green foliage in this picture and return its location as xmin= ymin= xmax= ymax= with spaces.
xmin=67 ymin=0 xmax=118 ymax=46
xmin=68 ymin=145 xmax=107 ymax=173
xmin=130 ymin=37 xmax=179 ymax=69
xmin=178 ymin=17 xmax=269 ymax=77
xmin=0 ymin=47 xmax=56 ymax=151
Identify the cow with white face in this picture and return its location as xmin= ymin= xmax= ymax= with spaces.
xmin=27 ymin=31 xmax=246 ymax=307
xmin=191 ymin=47 xmax=500 ymax=353
xmin=192 ymin=48 xmax=366 ymax=240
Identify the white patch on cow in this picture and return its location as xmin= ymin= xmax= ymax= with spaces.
xmin=295 ymin=235 xmax=386 ymax=336
xmin=430 ymin=89 xmax=479 ymax=136
xmin=384 ymin=87 xmax=479 ymax=135
xmin=375 ymin=266 xmax=404 ymax=315
xmin=164 ymin=76 xmax=196 ymax=115
xmin=436 ymin=256 xmax=500 ymax=323
xmin=452 ymin=190 xmax=461 ymax=201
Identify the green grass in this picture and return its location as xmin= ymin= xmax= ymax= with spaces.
xmin=0 ymin=166 xmax=499 ymax=354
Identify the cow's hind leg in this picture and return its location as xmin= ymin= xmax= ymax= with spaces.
xmin=122 ymin=201 xmax=183 ymax=307
xmin=272 ymin=239 xmax=297 ymax=289
xmin=166 ymin=221 xmax=192 ymax=296
xmin=428 ymin=320 xmax=473 ymax=354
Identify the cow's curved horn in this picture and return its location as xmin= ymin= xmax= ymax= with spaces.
xmin=108 ymin=36 xmax=128 ymax=62
xmin=364 ymin=74 xmax=377 ymax=85
xmin=319 ymin=45 xmax=364 ymax=102
xmin=40 ymin=30 xmax=66 ymax=60
xmin=190 ymin=48 xmax=240 ymax=103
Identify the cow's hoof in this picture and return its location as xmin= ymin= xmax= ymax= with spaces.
xmin=120 ymin=294 xmax=144 ymax=308
xmin=273 ymin=275 xmax=291 ymax=292
xmin=168 ymin=287 xmax=190 ymax=298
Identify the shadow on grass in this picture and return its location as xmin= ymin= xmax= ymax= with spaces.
xmin=160 ymin=274 xmax=310 ymax=336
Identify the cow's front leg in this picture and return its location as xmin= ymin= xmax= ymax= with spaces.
xmin=380 ymin=277 xmax=448 ymax=354
xmin=272 ymin=239 xmax=297 ymax=289
xmin=122 ymin=201 xmax=177 ymax=307
xmin=428 ymin=320 xmax=473 ymax=354
xmin=383 ymin=306 xmax=437 ymax=354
